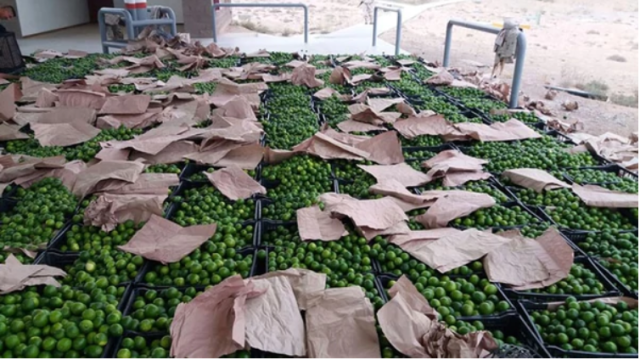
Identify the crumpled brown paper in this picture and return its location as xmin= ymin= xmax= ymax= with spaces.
xmin=425 ymin=70 xmax=454 ymax=86
xmin=170 ymin=275 xmax=265 ymax=358
xmin=502 ymin=168 xmax=570 ymax=193
xmin=455 ymin=119 xmax=542 ymax=142
xmin=118 ymin=214 xmax=216 ymax=264
xmin=319 ymin=193 xmax=408 ymax=231
xmin=99 ymin=94 xmax=151 ymax=115
xmin=83 ymin=193 xmax=167 ymax=232
xmin=378 ymin=275 xmax=498 ymax=358
xmin=0 ymin=83 xmax=19 ymax=121
xmin=0 ymin=254 xmax=67 ymax=294
xmin=243 ymin=274 xmax=307 ymax=357
xmin=393 ymin=114 xmax=449 ymax=139
xmin=406 ymin=228 xmax=513 ymax=273
xmin=369 ymin=180 xmax=436 ymax=207
xmin=32 ymin=121 xmax=101 ymax=147
xmin=297 ymin=205 xmax=348 ymax=241
xmin=416 ymin=191 xmax=496 ymax=229
xmin=91 ymin=173 xmax=178 ymax=195
xmin=72 ymin=160 xmax=145 ymax=197
xmin=484 ymin=227 xmax=574 ymax=290
xmin=337 ymin=119 xmax=387 ymax=133
xmin=306 ymin=286 xmax=381 ymax=358
xmin=205 ymin=165 xmax=265 ymax=200
xmin=358 ymin=162 xmax=431 ymax=187
xmin=572 ymin=183 xmax=638 ymax=208
xmin=290 ymin=64 xmax=324 ymax=88
xmin=422 ymin=150 xmax=490 ymax=187
xmin=0 ymin=122 xmax=28 ymax=141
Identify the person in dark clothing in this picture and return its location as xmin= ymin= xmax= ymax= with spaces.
xmin=0 ymin=6 xmax=16 ymax=33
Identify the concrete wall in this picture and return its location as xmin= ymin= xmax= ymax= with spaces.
xmin=113 ymin=0 xmax=184 ymax=23
xmin=16 ymin=0 xmax=90 ymax=37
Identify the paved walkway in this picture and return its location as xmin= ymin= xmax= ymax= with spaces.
xmin=199 ymin=0 xmax=465 ymax=55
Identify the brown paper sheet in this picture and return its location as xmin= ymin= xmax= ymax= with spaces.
xmin=0 ymin=123 xmax=28 ymax=141
xmin=133 ymin=140 xmax=198 ymax=165
xmin=118 ymin=214 xmax=216 ymax=264
xmin=83 ymin=193 xmax=167 ymax=232
xmin=290 ymin=64 xmax=324 ymax=88
xmin=425 ymin=70 xmax=454 ymax=86
xmin=297 ymin=205 xmax=348 ymax=241
xmin=455 ymin=119 xmax=542 ymax=142
xmin=484 ymin=228 xmax=574 ymax=290
xmin=416 ymin=191 xmax=495 ymax=229
xmin=408 ymin=228 xmax=512 ymax=272
xmin=502 ymin=168 xmax=570 ymax=193
xmin=72 ymin=160 xmax=145 ymax=197
xmin=57 ymin=89 xmax=107 ymax=110
xmin=369 ymin=180 xmax=435 ymax=206
xmin=170 ymin=275 xmax=265 ymax=358
xmin=205 ymin=165 xmax=265 ymax=200
xmin=319 ymin=193 xmax=408 ymax=231
xmin=31 ymin=121 xmax=101 ymax=147
xmin=306 ymin=287 xmax=381 ymax=358
xmin=393 ymin=114 xmax=450 ymax=139
xmin=336 ymin=119 xmax=387 ymax=133
xmin=572 ymin=183 xmax=638 ymax=208
xmin=243 ymin=275 xmax=307 ymax=357
xmin=0 ymin=83 xmax=19 ymax=121
xmin=355 ymin=131 xmax=404 ymax=165
xmin=359 ymin=220 xmax=411 ymax=241
xmin=99 ymin=94 xmax=151 ymax=115
xmin=378 ymin=275 xmax=498 ymax=358
xmin=0 ymin=254 xmax=67 ymax=294
xmin=251 ymin=268 xmax=327 ymax=311
xmin=359 ymin=162 xmax=431 ymax=187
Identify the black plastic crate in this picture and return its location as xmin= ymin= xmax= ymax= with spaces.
xmin=168 ymin=181 xmax=259 ymax=224
xmin=0 ymin=197 xmax=17 ymax=214
xmin=39 ymin=250 xmax=145 ymax=292
xmin=591 ymin=258 xmax=639 ymax=299
xmin=466 ymin=313 xmax=551 ymax=358
xmin=179 ymin=162 xmax=260 ymax=184
xmin=562 ymin=164 xmax=639 ymax=186
xmin=401 ymin=143 xmax=456 ymax=161
xmin=502 ymin=256 xmax=621 ymax=301
xmin=109 ymin=330 xmax=263 ymax=358
xmin=137 ymin=246 xmax=260 ymax=288
xmin=377 ymin=274 xmax=517 ymax=321
xmin=451 ymin=201 xmax=546 ymax=231
xmin=518 ymin=299 xmax=639 ymax=358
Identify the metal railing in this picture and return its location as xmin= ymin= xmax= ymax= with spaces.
xmin=212 ymin=3 xmax=308 ymax=44
xmin=443 ymin=19 xmax=527 ymax=108
xmin=98 ymin=6 xmax=178 ymax=54
xmin=372 ymin=6 xmax=402 ymax=56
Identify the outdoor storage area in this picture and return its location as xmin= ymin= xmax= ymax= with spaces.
xmin=0 ymin=42 xmax=637 ymax=358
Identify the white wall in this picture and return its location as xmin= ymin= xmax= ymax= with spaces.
xmin=114 ymin=0 xmax=184 ymax=23
xmin=16 ymin=0 xmax=89 ymax=37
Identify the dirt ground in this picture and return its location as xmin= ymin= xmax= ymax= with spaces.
xmin=230 ymin=0 xmax=363 ymax=36
xmin=380 ymin=0 xmax=639 ymax=137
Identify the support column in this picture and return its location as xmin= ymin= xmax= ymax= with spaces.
xmin=135 ymin=0 xmax=148 ymax=21
xmin=124 ymin=0 xmax=138 ymax=20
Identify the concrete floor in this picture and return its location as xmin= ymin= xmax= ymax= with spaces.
xmin=16 ymin=0 xmax=463 ymax=56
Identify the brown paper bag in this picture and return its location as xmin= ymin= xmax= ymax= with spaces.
xmin=205 ymin=165 xmax=265 ymax=200
xmin=502 ymin=168 xmax=570 ymax=193
xmin=297 ymin=205 xmax=348 ymax=241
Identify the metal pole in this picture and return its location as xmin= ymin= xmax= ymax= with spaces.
xmin=212 ymin=3 xmax=309 ymax=44
xmin=511 ymin=32 xmax=527 ymax=108
xmin=372 ymin=6 xmax=402 ymax=56
xmin=442 ymin=19 xmax=526 ymax=108
xmin=135 ymin=0 xmax=148 ymax=21
xmin=372 ymin=8 xmax=378 ymax=47
xmin=98 ymin=8 xmax=135 ymax=54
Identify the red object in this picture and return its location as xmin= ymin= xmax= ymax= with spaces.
xmin=214 ymin=0 xmax=221 ymax=11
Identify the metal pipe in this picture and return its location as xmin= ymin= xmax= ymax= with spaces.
xmin=442 ymin=19 xmax=527 ymax=108
xmin=372 ymin=6 xmax=402 ymax=56
xmin=98 ymin=8 xmax=134 ymax=54
xmin=135 ymin=0 xmax=148 ymax=22
xmin=212 ymin=3 xmax=308 ymax=44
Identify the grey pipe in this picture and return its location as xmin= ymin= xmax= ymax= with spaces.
xmin=443 ymin=19 xmax=526 ymax=108
xmin=212 ymin=3 xmax=308 ymax=44
xmin=99 ymin=6 xmax=177 ymax=54
xmin=372 ymin=6 xmax=402 ymax=56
